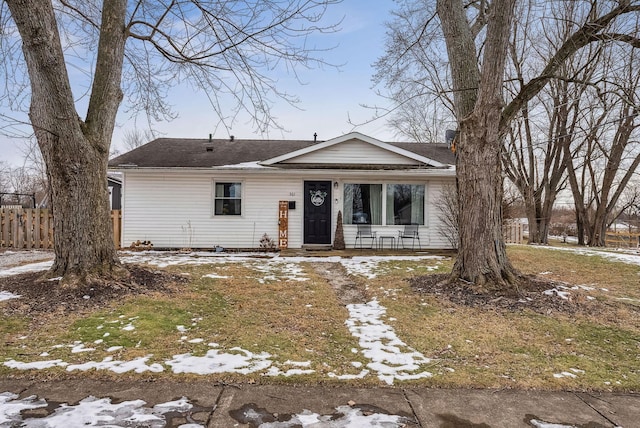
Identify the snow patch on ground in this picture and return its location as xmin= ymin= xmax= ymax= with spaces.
xmin=0 ymin=392 xmax=47 ymax=425
xmin=66 ymin=356 xmax=165 ymax=374
xmin=0 ymin=392 xmax=411 ymax=428
xmin=0 ymin=250 xmax=53 ymax=269
xmin=539 ymin=245 xmax=640 ymax=266
xmin=528 ymin=419 xmax=582 ymax=428
xmin=337 ymin=300 xmax=433 ymax=385
xmin=553 ymin=368 xmax=585 ymax=379
xmin=339 ymin=256 xmax=444 ymax=279
xmin=0 ymin=392 xmax=202 ymax=427
xmin=257 ymin=405 xmax=409 ymax=427
xmin=0 ymin=290 xmax=20 ymax=301
xmin=0 ymin=260 xmax=53 ymax=277
xmin=248 ymin=261 xmax=310 ymax=283
xmin=202 ymin=273 xmax=229 ymax=279
xmin=542 ymin=283 xmax=606 ymax=301
xmin=543 ymin=288 xmax=571 ymax=300
xmin=166 ymin=345 xmax=272 ymax=375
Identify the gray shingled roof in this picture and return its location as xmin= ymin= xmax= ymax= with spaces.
xmin=108 ymin=137 xmax=455 ymax=168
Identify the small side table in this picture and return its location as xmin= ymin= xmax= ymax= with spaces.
xmin=378 ymin=236 xmax=396 ymax=250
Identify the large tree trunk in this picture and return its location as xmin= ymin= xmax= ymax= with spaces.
xmin=438 ymin=0 xmax=518 ymax=289
xmin=452 ymin=109 xmax=517 ymax=287
xmin=8 ymin=0 xmax=127 ymax=285
xmin=43 ymin=133 xmax=120 ymax=281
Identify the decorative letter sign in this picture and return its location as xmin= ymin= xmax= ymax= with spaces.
xmin=278 ymin=201 xmax=289 ymax=249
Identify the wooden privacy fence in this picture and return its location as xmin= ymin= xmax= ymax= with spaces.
xmin=605 ymin=230 xmax=640 ymax=248
xmin=0 ymin=208 xmax=121 ymax=249
xmin=503 ymin=219 xmax=524 ymax=244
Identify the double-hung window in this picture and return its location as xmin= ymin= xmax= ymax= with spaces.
xmin=214 ymin=182 xmax=242 ymax=216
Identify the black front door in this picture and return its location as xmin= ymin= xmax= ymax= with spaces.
xmin=304 ymin=181 xmax=332 ymax=244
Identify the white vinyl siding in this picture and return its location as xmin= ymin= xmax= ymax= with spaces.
xmin=119 ymin=172 xmax=455 ymax=250
xmin=281 ymin=139 xmax=419 ymax=165
xmin=121 ymin=172 xmax=304 ymax=249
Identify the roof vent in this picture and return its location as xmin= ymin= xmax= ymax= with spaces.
xmin=314 ymin=132 xmax=317 ymax=142
xmin=230 ymin=135 xmax=234 ymax=142
xmin=206 ymin=146 xmax=213 ymax=152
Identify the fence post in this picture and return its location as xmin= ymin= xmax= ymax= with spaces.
xmin=0 ymin=209 xmax=7 ymax=247
xmin=111 ymin=210 xmax=121 ymax=249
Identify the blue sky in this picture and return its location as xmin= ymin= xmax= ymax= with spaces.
xmin=0 ymin=1 xmax=397 ymax=167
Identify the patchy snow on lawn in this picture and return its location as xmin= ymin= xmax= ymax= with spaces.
xmin=0 ymin=250 xmax=53 ymax=269
xmin=120 ymin=251 xmax=445 ymax=280
xmin=66 ymin=356 xmax=165 ymax=374
xmin=0 ymin=260 xmax=53 ymax=277
xmin=2 ymin=251 xmax=442 ymax=385
xmin=4 ymin=355 xmax=166 ymax=374
xmin=0 ymin=392 xmax=203 ymax=428
xmin=542 ymin=283 xmax=607 ymax=301
xmin=247 ymin=261 xmax=310 ymax=283
xmin=166 ymin=345 xmax=272 ymax=375
xmin=336 ymin=300 xmax=433 ymax=385
xmin=1 ymin=250 xmax=446 ymax=283
xmin=202 ymin=273 xmax=229 ymax=279
xmin=553 ymin=368 xmax=585 ymax=379
xmin=536 ymin=245 xmax=640 ymax=267
xmin=543 ymin=288 xmax=571 ymax=300
xmin=0 ymin=290 xmax=20 ymax=301
xmin=338 ymin=255 xmax=444 ymax=279
xmin=3 ymin=299 xmax=433 ymax=385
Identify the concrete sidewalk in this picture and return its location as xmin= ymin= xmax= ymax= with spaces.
xmin=1 ymin=379 xmax=638 ymax=427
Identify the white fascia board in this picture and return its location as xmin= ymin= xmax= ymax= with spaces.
xmin=111 ymin=165 xmax=456 ymax=178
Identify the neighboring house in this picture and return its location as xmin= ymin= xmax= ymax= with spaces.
xmin=108 ymin=173 xmax=122 ymax=210
xmin=108 ymin=132 xmax=456 ymax=250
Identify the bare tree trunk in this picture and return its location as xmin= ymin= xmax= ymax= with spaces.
xmin=8 ymin=0 xmax=126 ymax=285
xmin=438 ymin=0 xmax=517 ymax=289
xmin=452 ymin=110 xmax=516 ymax=287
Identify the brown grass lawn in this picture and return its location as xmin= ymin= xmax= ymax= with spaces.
xmin=1 ymin=246 xmax=639 ymax=391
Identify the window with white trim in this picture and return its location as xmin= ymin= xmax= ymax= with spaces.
xmin=386 ymin=184 xmax=425 ymax=225
xmin=343 ymin=183 xmax=425 ymax=225
xmin=343 ymin=184 xmax=382 ymax=224
xmin=214 ymin=182 xmax=242 ymax=215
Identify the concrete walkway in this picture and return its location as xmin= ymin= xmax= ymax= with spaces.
xmin=1 ymin=378 xmax=638 ymax=427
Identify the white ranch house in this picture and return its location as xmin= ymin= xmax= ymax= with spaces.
xmin=108 ymin=132 xmax=456 ymax=250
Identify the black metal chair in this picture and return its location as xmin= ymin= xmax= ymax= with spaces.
xmin=355 ymin=224 xmax=377 ymax=249
xmin=398 ymin=224 xmax=421 ymax=250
